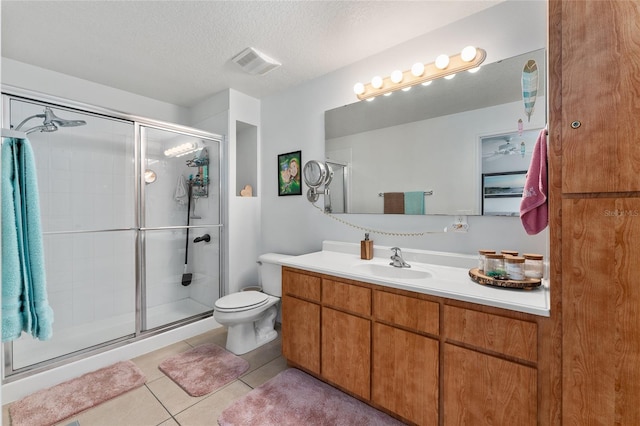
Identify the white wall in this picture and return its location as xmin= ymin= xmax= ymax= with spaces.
xmin=2 ymin=59 xmax=190 ymax=125
xmin=260 ymin=0 xmax=548 ymax=257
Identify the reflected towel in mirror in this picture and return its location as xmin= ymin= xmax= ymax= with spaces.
xmin=404 ymin=191 xmax=425 ymax=215
xmin=383 ymin=192 xmax=404 ymax=214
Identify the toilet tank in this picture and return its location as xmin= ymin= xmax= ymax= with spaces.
xmin=258 ymin=253 xmax=292 ymax=297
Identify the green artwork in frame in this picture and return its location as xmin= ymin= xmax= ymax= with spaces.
xmin=278 ymin=151 xmax=301 ymax=196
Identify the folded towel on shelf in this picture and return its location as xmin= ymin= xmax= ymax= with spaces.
xmin=2 ymin=137 xmax=53 ymax=341
xmin=383 ymin=192 xmax=404 ymax=214
xmin=174 ymin=174 xmax=188 ymax=205
xmin=520 ymin=128 xmax=548 ymax=235
xmin=404 ymin=191 xmax=425 ymax=215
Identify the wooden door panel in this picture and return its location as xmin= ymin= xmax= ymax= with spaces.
xmin=444 ymin=344 xmax=536 ymax=426
xmin=322 ymin=307 xmax=371 ymax=400
xmin=562 ymin=1 xmax=640 ymax=193
xmin=562 ymin=198 xmax=640 ymax=424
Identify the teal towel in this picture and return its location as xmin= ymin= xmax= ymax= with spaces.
xmin=404 ymin=191 xmax=425 ymax=215
xmin=2 ymin=137 xmax=53 ymax=341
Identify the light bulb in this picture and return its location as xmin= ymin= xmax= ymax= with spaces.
xmin=461 ymin=46 xmax=477 ymax=62
xmin=371 ymin=76 xmax=383 ymax=89
xmin=402 ymin=87 xmax=411 ymax=92
xmin=421 ymin=80 xmax=432 ymax=86
xmin=444 ymin=74 xmax=456 ymax=80
xmin=383 ymin=92 xmax=392 ymax=96
xmin=390 ymin=70 xmax=403 ymax=84
xmin=366 ymin=97 xmax=375 ymax=102
xmin=353 ymin=82 xmax=365 ymax=95
xmin=467 ymin=66 xmax=481 ymax=74
xmin=411 ymin=62 xmax=425 ymax=77
xmin=435 ymin=54 xmax=450 ymax=70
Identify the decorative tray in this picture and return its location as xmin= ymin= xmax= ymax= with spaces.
xmin=468 ymin=268 xmax=542 ymax=290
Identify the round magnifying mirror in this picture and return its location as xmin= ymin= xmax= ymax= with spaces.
xmin=303 ymin=160 xmax=327 ymax=188
xmin=144 ymin=169 xmax=157 ymax=184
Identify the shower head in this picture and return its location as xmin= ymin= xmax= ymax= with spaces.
xmin=43 ymin=107 xmax=86 ymax=127
xmin=14 ymin=107 xmax=87 ymax=134
xmin=25 ymin=123 xmax=58 ymax=135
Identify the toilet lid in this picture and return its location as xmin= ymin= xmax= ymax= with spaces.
xmin=215 ymin=291 xmax=270 ymax=311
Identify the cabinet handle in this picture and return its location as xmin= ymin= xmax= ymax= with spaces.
xmin=571 ymin=120 xmax=581 ymax=129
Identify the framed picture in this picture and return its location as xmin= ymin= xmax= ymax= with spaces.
xmin=482 ymin=170 xmax=527 ymax=216
xmin=278 ymin=151 xmax=302 ymax=196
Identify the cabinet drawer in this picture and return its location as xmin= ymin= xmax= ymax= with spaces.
xmin=283 ymin=269 xmax=321 ymax=302
xmin=322 ymin=279 xmax=371 ymax=316
xmin=373 ymin=290 xmax=439 ymax=335
xmin=444 ymin=305 xmax=537 ymax=362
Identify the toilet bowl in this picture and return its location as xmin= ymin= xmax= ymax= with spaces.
xmin=213 ymin=253 xmax=291 ymax=355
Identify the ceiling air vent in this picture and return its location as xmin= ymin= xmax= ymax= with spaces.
xmin=232 ymin=47 xmax=281 ymax=75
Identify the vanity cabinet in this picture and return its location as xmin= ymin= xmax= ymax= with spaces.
xmin=281 ymin=267 xmax=548 ymax=425
xmin=281 ymin=270 xmax=321 ymax=375
xmin=372 ymin=291 xmax=439 ymax=425
xmin=321 ymin=279 xmax=371 ymax=400
xmin=443 ymin=344 xmax=536 ymax=426
xmin=443 ymin=306 xmax=538 ymax=425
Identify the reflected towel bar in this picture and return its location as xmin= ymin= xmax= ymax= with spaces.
xmin=379 ymin=191 xmax=433 ymax=197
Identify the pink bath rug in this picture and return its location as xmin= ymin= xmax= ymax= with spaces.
xmin=159 ymin=343 xmax=249 ymax=397
xmin=9 ymin=360 xmax=146 ymax=426
xmin=218 ymin=368 xmax=404 ymax=425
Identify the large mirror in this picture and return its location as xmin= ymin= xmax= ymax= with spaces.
xmin=324 ymin=48 xmax=546 ymax=215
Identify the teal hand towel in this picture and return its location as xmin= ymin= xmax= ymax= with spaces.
xmin=2 ymin=137 xmax=53 ymax=341
xmin=404 ymin=191 xmax=425 ymax=215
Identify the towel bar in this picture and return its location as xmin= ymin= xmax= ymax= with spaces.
xmin=378 ymin=191 xmax=433 ymax=197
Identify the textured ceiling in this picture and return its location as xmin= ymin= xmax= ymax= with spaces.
xmin=1 ymin=1 xmax=502 ymax=107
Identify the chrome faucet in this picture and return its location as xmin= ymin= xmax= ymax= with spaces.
xmin=389 ymin=247 xmax=411 ymax=268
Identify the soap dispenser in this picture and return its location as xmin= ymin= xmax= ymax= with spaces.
xmin=361 ymin=233 xmax=374 ymax=260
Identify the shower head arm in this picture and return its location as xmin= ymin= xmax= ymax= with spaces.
xmin=14 ymin=113 xmax=46 ymax=131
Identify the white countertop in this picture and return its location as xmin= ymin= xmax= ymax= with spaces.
xmin=280 ymin=242 xmax=550 ymax=317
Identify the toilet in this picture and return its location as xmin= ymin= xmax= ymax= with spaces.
xmin=213 ymin=253 xmax=291 ymax=355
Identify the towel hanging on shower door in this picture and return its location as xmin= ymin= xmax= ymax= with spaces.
xmin=1 ymin=136 xmax=54 ymax=341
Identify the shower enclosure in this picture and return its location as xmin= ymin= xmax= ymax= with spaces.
xmin=2 ymin=91 xmax=224 ymax=378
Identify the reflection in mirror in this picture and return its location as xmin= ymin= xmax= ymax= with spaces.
xmin=481 ymin=127 xmax=541 ymax=216
xmin=325 ymin=49 xmax=546 ymax=215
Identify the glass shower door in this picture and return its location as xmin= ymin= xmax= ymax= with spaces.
xmin=7 ymin=99 xmax=137 ymax=370
xmin=141 ymin=125 xmax=221 ymax=330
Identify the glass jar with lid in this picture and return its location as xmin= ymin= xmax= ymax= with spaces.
xmin=477 ymin=249 xmax=495 ymax=271
xmin=501 ymin=250 xmax=519 ymax=257
xmin=505 ymin=256 xmax=525 ymax=280
xmin=484 ymin=253 xmax=506 ymax=278
xmin=523 ymin=253 xmax=544 ymax=279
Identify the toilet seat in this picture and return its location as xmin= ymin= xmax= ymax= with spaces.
xmin=214 ymin=291 xmax=271 ymax=313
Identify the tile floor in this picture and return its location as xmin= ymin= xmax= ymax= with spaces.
xmin=2 ymin=327 xmax=289 ymax=426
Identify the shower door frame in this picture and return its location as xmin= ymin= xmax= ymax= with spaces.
xmin=1 ymin=86 xmax=227 ymax=381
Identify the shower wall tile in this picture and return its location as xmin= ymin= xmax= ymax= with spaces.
xmin=49 ymin=289 xmax=73 ymax=330
xmin=94 ymin=287 xmax=115 ymax=321
xmin=73 ymin=287 xmax=96 ymax=324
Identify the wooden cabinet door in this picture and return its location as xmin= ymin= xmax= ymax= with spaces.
xmin=372 ymin=323 xmax=439 ymax=425
xmin=561 ymin=1 xmax=640 ymax=193
xmin=321 ymin=307 xmax=371 ymax=400
xmin=562 ymin=198 xmax=640 ymax=424
xmin=444 ymin=344 xmax=537 ymax=426
xmin=281 ymin=295 xmax=320 ymax=375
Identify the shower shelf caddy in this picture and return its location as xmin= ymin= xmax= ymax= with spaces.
xmin=187 ymin=149 xmax=209 ymax=198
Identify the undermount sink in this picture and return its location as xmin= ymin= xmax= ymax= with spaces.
xmin=352 ymin=263 xmax=432 ymax=280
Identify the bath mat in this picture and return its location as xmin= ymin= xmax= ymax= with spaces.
xmin=9 ymin=360 xmax=146 ymax=426
xmin=159 ymin=343 xmax=249 ymax=397
xmin=218 ymin=368 xmax=404 ymax=425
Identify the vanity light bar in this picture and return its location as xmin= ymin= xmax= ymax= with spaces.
xmin=354 ymin=47 xmax=487 ymax=101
